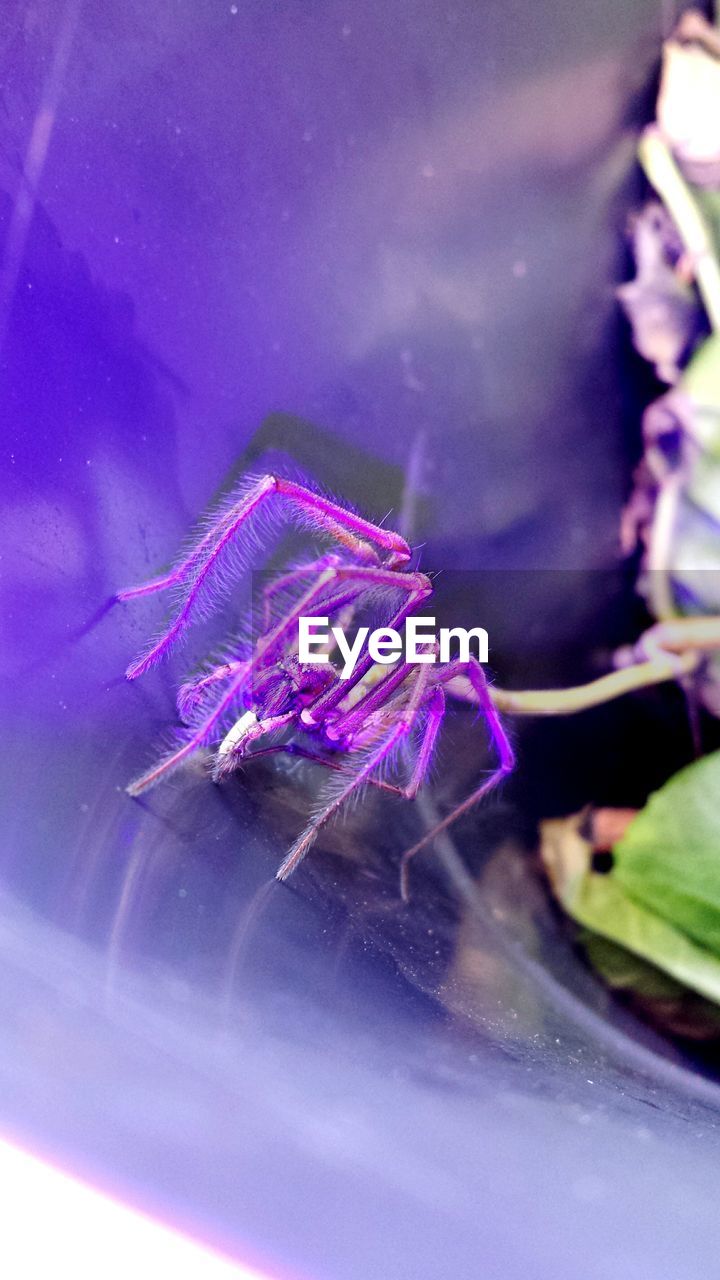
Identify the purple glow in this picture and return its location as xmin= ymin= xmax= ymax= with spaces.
xmin=122 ymin=471 xmax=513 ymax=888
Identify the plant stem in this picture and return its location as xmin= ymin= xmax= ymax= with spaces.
xmin=488 ymin=651 xmax=700 ymax=716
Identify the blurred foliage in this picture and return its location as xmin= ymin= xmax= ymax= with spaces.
xmin=613 ymin=751 xmax=720 ymax=953
xmin=540 ymin=787 xmax=720 ymax=1012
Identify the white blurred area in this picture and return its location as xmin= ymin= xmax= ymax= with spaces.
xmin=0 ymin=1135 xmax=274 ymax=1280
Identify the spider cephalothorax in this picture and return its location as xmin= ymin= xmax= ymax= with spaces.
xmin=119 ymin=473 xmax=513 ymax=896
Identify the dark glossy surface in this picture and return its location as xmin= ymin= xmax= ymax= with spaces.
xmin=3 ymin=2 xmax=720 ymax=1278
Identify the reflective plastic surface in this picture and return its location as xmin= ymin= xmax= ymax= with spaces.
xmin=3 ymin=3 xmax=720 ymax=1278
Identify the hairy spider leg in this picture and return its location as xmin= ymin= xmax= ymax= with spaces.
xmin=260 ymin=554 xmax=342 ymax=631
xmin=215 ymin=574 xmax=401 ymax=766
xmin=124 ymin=475 xmax=277 ymax=677
xmin=177 ymin=659 xmax=250 ymax=721
xmin=175 ymin=568 xmax=369 ymax=722
xmin=122 ymin=475 xmax=412 ymax=679
xmin=176 ymin=580 xmax=369 ymax=727
xmin=127 ymin=570 xmax=342 ymax=794
xmin=117 ymin=474 xmax=277 ymax=604
xmin=275 ymin=661 xmax=435 ymax=881
xmin=327 ymin=659 xmax=444 ymax=808
xmin=299 ymin=567 xmax=434 ymax=726
xmin=214 ymin=562 xmax=431 ymax=767
xmin=239 ymin=742 xmax=406 ymax=796
xmin=398 ymin=658 xmax=515 ymax=901
xmin=440 ymin=658 xmax=514 ymax=772
xmin=274 ymin=477 xmax=411 ymax=567
xmin=324 ymin=637 xmax=438 ymax=744
xmin=337 ymin=680 xmax=445 ymax=800
xmin=126 ymin=660 xmax=253 ymax=795
xmin=119 ymin=475 xmax=410 ymax=603
xmin=401 ymin=687 xmax=446 ymax=800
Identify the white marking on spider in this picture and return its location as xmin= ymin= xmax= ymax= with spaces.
xmin=218 ymin=710 xmax=259 ymax=758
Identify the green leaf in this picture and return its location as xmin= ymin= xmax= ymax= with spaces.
xmin=541 ymin=812 xmax=720 ymax=1006
xmin=579 ymin=930 xmax=688 ymax=1000
xmin=580 ymin=931 xmax=720 ymax=1040
xmin=612 ymin=750 xmax=720 ymax=954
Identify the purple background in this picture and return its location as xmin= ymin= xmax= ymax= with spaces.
xmin=4 ymin=4 xmax=720 ymax=1280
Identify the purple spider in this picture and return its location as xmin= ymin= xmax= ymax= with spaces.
xmin=119 ymin=473 xmax=514 ymax=897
